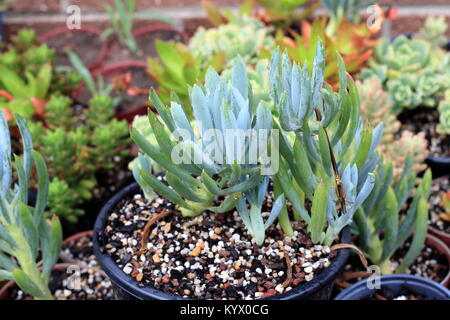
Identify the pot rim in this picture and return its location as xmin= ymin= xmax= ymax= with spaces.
xmin=93 ymin=182 xmax=351 ymax=300
xmin=334 ymin=274 xmax=450 ymax=300
xmin=132 ymin=24 xmax=190 ymax=44
xmin=38 ymin=25 xmax=109 ymax=71
xmin=425 ymin=233 xmax=450 ymax=287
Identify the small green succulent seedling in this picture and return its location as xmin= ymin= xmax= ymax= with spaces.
xmin=268 ymin=42 xmax=379 ymax=245
xmin=415 ymin=16 xmax=448 ymax=50
xmin=132 ymin=57 xmax=284 ymax=243
xmin=320 ymin=0 xmax=375 ymax=36
xmin=354 ymin=157 xmax=431 ymax=274
xmin=437 ymin=89 xmax=450 ymax=135
xmin=28 ymin=94 xmax=130 ymax=222
xmin=0 ymin=113 xmax=62 ymax=300
xmin=189 ymin=15 xmax=276 ymax=69
xmin=103 ymin=0 xmax=138 ymax=53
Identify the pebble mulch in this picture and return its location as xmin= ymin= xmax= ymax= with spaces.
xmin=428 ymin=176 xmax=450 ymax=234
xmin=102 ymin=192 xmax=337 ymax=300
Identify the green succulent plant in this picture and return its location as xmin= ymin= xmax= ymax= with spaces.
xmin=0 ymin=63 xmax=52 ymax=120
xmin=362 ymin=35 xmax=450 ymax=112
xmin=357 ymin=77 xmax=429 ymax=180
xmin=321 ymin=0 xmax=375 ymax=36
xmin=0 ymin=28 xmax=80 ymax=97
xmin=268 ymin=42 xmax=379 ymax=245
xmin=354 ymin=158 xmax=431 ymax=274
xmin=147 ymin=40 xmax=226 ymax=117
xmin=132 ymin=57 xmax=284 ymax=244
xmin=28 ymin=94 xmax=130 ymax=222
xmin=0 ymin=113 xmax=62 ymax=300
xmin=189 ymin=15 xmax=276 ymax=69
xmin=415 ymin=16 xmax=448 ymax=50
xmin=437 ymin=89 xmax=450 ymax=135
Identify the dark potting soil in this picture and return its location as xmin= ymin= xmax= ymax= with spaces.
xmin=102 ymin=188 xmax=338 ymax=300
xmin=106 ymin=30 xmax=184 ymax=64
xmin=332 ymin=238 xmax=449 ymax=298
xmin=393 ymin=240 xmax=449 ymax=284
xmin=112 ymin=66 xmax=155 ymax=113
xmin=429 ymin=176 xmax=450 ymax=234
xmin=5 ymin=267 xmax=114 ymax=300
xmin=44 ymin=31 xmax=103 ymax=68
xmin=397 ymin=107 xmax=450 ymax=158
xmin=362 ymin=285 xmax=427 ymax=300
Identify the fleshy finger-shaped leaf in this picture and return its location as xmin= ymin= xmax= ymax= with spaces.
xmin=264 ymin=194 xmax=285 ymax=230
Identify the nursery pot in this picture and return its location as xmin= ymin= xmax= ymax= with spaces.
xmin=426 ymin=157 xmax=450 ymax=180
xmin=93 ymin=182 xmax=352 ymax=300
xmin=60 ymin=230 xmax=94 ymax=264
xmin=424 ymin=234 xmax=450 ymax=287
xmin=104 ymin=24 xmax=189 ymax=64
xmin=334 ymin=274 xmax=450 ymax=300
xmin=39 ymin=26 xmax=108 ymax=71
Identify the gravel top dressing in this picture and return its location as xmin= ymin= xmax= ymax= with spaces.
xmin=6 ymin=267 xmax=113 ymax=300
xmin=429 ymin=176 xmax=450 ymax=233
xmin=102 ymin=193 xmax=337 ymax=300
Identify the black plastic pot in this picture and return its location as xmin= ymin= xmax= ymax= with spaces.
xmin=335 ymin=275 xmax=450 ymax=300
xmin=426 ymin=156 xmax=450 ymax=179
xmin=93 ymin=182 xmax=351 ymax=300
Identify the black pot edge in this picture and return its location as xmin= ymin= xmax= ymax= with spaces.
xmin=334 ymin=274 xmax=450 ymax=300
xmin=93 ymin=182 xmax=352 ymax=300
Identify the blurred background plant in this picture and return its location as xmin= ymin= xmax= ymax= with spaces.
xmin=361 ymin=29 xmax=450 ymax=113
xmin=0 ymin=113 xmax=62 ymax=300
xmin=357 ymin=77 xmax=429 ymax=180
xmin=189 ymin=14 xmax=276 ymax=68
xmin=414 ymin=16 xmax=448 ymax=50
xmin=320 ymin=0 xmax=375 ymax=36
xmin=27 ymin=94 xmax=130 ymax=222
xmin=278 ymin=17 xmax=378 ymax=88
xmin=0 ymin=63 xmax=51 ymax=121
xmin=0 ymin=29 xmax=80 ymax=96
xmin=147 ymin=40 xmax=225 ymax=117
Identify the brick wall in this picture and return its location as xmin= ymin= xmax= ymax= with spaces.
xmin=3 ymin=0 xmax=450 ymax=38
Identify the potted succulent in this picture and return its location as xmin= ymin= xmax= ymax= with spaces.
xmin=278 ymin=17 xmax=378 ymax=90
xmin=428 ymin=175 xmax=450 ymax=246
xmin=93 ymin=42 xmax=382 ymax=300
xmin=0 ymin=29 xmax=81 ymax=121
xmin=39 ymin=23 xmax=108 ymax=71
xmin=0 ymin=113 xmax=62 ymax=300
xmin=361 ymin=18 xmax=450 ymax=177
xmin=335 ymin=274 xmax=450 ymax=300
xmin=101 ymin=0 xmax=188 ymax=64
xmin=357 ymin=77 xmax=429 ymax=181
xmin=26 ymin=93 xmax=131 ymax=234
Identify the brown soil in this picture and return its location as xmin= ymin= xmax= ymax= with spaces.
xmin=105 ymin=30 xmax=185 ymax=64
xmin=44 ymin=30 xmax=104 ymax=68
